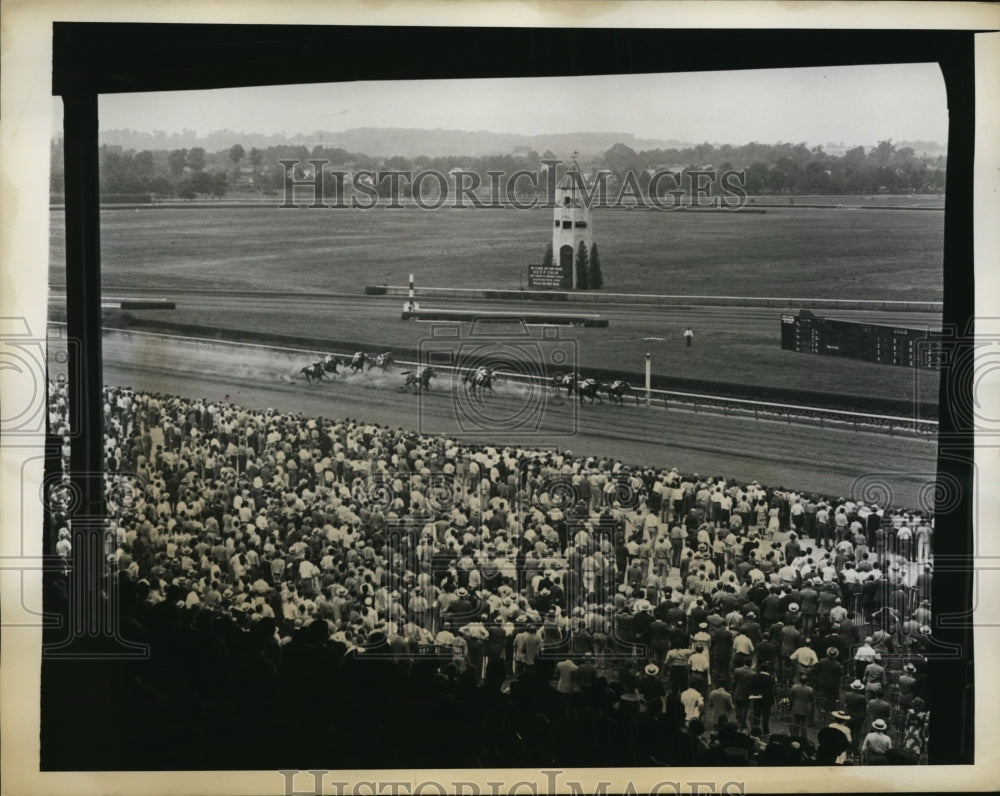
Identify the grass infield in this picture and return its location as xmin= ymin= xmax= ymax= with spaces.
xmin=49 ymin=202 xmax=943 ymax=412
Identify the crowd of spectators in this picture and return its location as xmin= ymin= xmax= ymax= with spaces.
xmin=43 ymin=380 xmax=934 ymax=768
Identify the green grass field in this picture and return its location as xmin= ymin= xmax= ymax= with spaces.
xmin=48 ymin=203 xmax=944 ymax=301
xmin=47 ymin=202 xmax=944 ymax=410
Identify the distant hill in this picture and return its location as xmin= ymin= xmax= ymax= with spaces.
xmin=92 ymin=127 xmax=947 ymax=160
xmin=308 ymin=128 xmax=696 ymax=158
xmin=95 ymin=127 xmax=697 ymax=157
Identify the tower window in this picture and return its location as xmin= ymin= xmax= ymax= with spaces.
xmin=562 ymin=220 xmax=572 ymax=229
xmin=554 ymin=220 xmax=560 ymax=227
xmin=574 ymin=221 xmax=588 ymax=228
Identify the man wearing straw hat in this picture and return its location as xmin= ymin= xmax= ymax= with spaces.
xmin=818 ymin=710 xmax=854 ymax=764
xmin=861 ymin=718 xmax=893 ymax=764
xmin=640 ymin=662 xmax=666 ymax=714
xmin=844 ymin=679 xmax=868 ymax=755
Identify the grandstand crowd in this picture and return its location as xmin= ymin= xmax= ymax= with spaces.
xmin=44 ymin=380 xmax=935 ymax=768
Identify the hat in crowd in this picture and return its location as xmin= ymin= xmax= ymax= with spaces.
xmin=864 ymin=636 xmax=873 ymax=644
xmin=850 ymin=680 xmax=865 ymax=691
xmin=698 ymin=622 xmax=709 ymax=630
xmin=872 ymin=719 xmax=888 ymax=731
xmin=457 ymin=587 xmax=468 ymax=597
xmin=788 ymin=603 xmax=800 ymax=613
xmin=912 ymin=697 xmax=925 ymax=709
xmin=920 ymin=625 xmax=932 ymax=635
xmin=831 ymin=710 xmax=851 ymax=722
xmin=644 ymin=664 xmax=660 ymax=676
xmin=826 ymin=647 xmax=839 ymax=658
xmin=904 ymin=663 xmax=917 ymax=673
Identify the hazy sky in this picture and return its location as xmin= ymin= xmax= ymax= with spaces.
xmin=60 ymin=62 xmax=948 ymax=145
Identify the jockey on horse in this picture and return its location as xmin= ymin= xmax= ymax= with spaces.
xmin=553 ymin=371 xmax=579 ymax=396
xmin=369 ymin=352 xmax=395 ymax=372
xmin=402 ymin=365 xmax=435 ymax=393
xmin=465 ymin=366 xmax=495 ymax=397
xmin=322 ymin=355 xmax=340 ymax=375
xmin=577 ymin=377 xmax=603 ymax=404
xmin=349 ymin=351 xmax=368 ymax=373
xmin=607 ymin=379 xmax=638 ymax=405
xmin=300 ymin=361 xmax=326 ymax=384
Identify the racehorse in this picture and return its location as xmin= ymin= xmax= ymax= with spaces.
xmin=553 ymin=371 xmax=579 ymax=396
xmin=349 ymin=351 xmax=368 ymax=374
xmin=463 ymin=366 xmax=496 ymax=397
xmin=402 ymin=366 xmax=436 ymax=393
xmin=606 ymin=379 xmax=639 ymax=406
xmin=368 ymin=352 xmax=395 ymax=372
xmin=577 ymin=377 xmax=604 ymax=404
xmin=322 ymin=355 xmax=341 ymax=376
xmin=300 ymin=362 xmax=327 ymax=384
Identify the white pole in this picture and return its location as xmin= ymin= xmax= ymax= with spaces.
xmin=645 ymin=352 xmax=651 ymax=407
xmin=409 ymin=273 xmax=414 ymax=301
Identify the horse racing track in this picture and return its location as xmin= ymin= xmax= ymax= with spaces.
xmin=69 ymin=324 xmax=939 ymax=509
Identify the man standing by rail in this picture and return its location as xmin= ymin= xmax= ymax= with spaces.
xmin=684 ymin=327 xmax=694 ymax=348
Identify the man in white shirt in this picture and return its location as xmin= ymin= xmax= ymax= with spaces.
xmin=680 ymin=685 xmax=704 ymax=721
xmin=731 ymin=630 xmax=755 ymax=669
xmin=790 ymin=641 xmax=818 ymax=680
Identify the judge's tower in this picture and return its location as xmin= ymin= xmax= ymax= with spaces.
xmin=553 ymin=154 xmax=593 ymax=288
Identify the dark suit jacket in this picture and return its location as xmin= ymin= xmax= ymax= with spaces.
xmin=748 ymin=671 xmax=775 ymax=705
xmin=732 ymin=666 xmax=756 ymax=702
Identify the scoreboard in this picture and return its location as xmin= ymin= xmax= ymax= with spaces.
xmin=780 ymin=310 xmax=941 ymax=369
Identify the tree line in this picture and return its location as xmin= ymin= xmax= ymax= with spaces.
xmin=49 ymin=138 xmax=946 ymax=200
xmin=540 ymin=242 xmax=604 ymax=290
xmin=598 ymin=140 xmax=946 ymax=196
